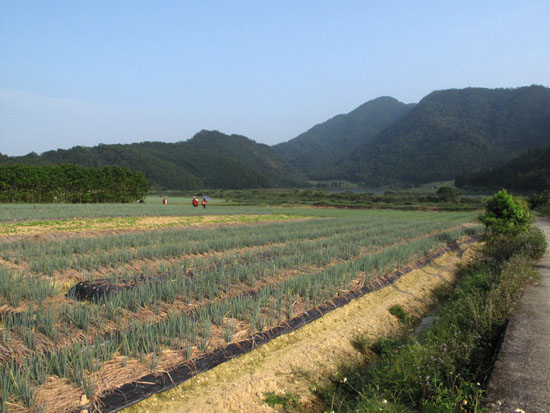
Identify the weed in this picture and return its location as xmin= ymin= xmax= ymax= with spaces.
xmin=350 ymin=333 xmax=369 ymax=355
xmin=264 ymin=391 xmax=301 ymax=412
xmin=389 ymin=304 xmax=415 ymax=325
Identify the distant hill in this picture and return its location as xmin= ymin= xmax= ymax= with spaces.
xmin=455 ymin=146 xmax=550 ymax=192
xmin=187 ymin=130 xmax=307 ymax=186
xmin=344 ymin=85 xmax=550 ymax=186
xmin=0 ymin=132 xmax=306 ymax=189
xmin=2 ymin=85 xmax=549 ymax=191
xmin=273 ymin=96 xmax=414 ymax=180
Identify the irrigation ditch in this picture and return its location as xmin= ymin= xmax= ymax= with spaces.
xmin=75 ymin=236 xmax=479 ymax=413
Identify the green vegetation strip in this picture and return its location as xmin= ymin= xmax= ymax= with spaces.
xmin=320 ymin=227 xmax=547 ymax=412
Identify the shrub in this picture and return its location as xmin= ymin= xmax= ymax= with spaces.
xmin=528 ymin=189 xmax=550 ymax=209
xmin=479 ymin=189 xmax=532 ymax=235
xmin=484 ymin=226 xmax=547 ymax=262
xmin=436 ymin=186 xmax=459 ymax=202
xmin=529 ymin=189 xmax=550 ymax=218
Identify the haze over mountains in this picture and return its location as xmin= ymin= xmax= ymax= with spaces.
xmin=1 ymin=85 xmax=549 ymax=190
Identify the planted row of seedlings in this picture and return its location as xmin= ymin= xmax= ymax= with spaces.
xmin=4 ymin=216 xmax=464 ymax=344
xmin=4 ymin=227 xmax=479 ymax=411
xmin=2 ymin=212 xmax=473 ymax=278
xmin=70 ymin=218 xmax=475 ymax=318
xmin=0 ymin=267 xmax=58 ymax=308
xmin=91 ymin=216 xmax=460 ymax=287
xmin=0 ymin=210 xmax=480 ymax=411
xmin=0 ymin=204 xmax=294 ymax=223
xmin=90 ymin=223 xmax=476 ymax=314
xmin=3 ymin=210 xmax=466 ymax=263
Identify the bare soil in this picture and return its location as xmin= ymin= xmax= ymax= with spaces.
xmin=125 ymin=242 xmax=480 ymax=413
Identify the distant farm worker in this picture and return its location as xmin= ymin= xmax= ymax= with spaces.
xmin=162 ymin=196 xmax=167 ymax=205
xmin=201 ymin=197 xmax=208 ymax=208
xmin=192 ymin=196 xmax=199 ymax=207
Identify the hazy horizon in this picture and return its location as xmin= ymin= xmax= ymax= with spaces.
xmin=1 ymin=1 xmax=549 ymax=156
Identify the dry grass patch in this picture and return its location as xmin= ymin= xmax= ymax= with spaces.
xmin=0 ymin=214 xmax=301 ymax=238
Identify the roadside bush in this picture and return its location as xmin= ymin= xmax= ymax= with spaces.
xmin=528 ymin=189 xmax=550 ymax=209
xmin=529 ymin=189 xmax=550 ymax=218
xmin=484 ymin=226 xmax=547 ymax=262
xmin=479 ymin=189 xmax=532 ymax=235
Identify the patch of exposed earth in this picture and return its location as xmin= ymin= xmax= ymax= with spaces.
xmin=126 ymin=242 xmax=480 ymax=413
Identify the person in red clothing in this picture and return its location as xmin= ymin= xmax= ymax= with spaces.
xmin=192 ymin=196 xmax=199 ymax=207
xmin=201 ymin=197 xmax=207 ymax=208
xmin=162 ymin=196 xmax=167 ymax=205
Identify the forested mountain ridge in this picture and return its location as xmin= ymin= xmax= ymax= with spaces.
xmin=343 ymin=85 xmax=550 ymax=186
xmin=455 ymin=146 xmax=550 ymax=192
xmin=187 ymin=130 xmax=307 ymax=186
xmin=2 ymin=85 xmax=548 ymax=190
xmin=0 ymin=130 xmax=308 ymax=189
xmin=273 ymin=96 xmax=414 ymax=179
xmin=0 ymin=139 xmax=289 ymax=190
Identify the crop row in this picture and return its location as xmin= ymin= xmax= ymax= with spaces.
xmin=0 ymin=267 xmax=57 ymax=307
xmin=2 ymin=213 xmax=473 ymax=277
xmin=0 ymin=218 xmax=476 ymax=332
xmin=0 ymin=209 xmax=479 ymax=410
xmin=94 ymin=222 xmax=475 ymax=313
xmin=0 ymin=225 xmax=480 ymax=410
xmin=99 ymin=216 xmax=459 ymax=284
xmin=0 ymin=204 xmax=283 ymax=222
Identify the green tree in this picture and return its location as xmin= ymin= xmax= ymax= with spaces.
xmin=479 ymin=189 xmax=532 ymax=235
xmin=436 ymin=186 xmax=459 ymax=202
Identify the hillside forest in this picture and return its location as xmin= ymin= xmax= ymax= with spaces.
xmin=0 ymin=164 xmax=149 ymax=203
xmin=0 ymin=85 xmax=549 ymax=193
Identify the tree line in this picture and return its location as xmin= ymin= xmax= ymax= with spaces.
xmin=455 ymin=146 xmax=550 ymax=193
xmin=0 ymin=164 xmax=149 ymax=203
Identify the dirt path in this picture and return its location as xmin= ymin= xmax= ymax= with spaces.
xmin=486 ymin=218 xmax=550 ymax=413
xmin=125 ymin=242 xmax=480 ymax=413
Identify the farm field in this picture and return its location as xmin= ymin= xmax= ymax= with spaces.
xmin=0 ymin=204 xmax=481 ymax=412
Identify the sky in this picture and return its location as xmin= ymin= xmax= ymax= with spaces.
xmin=1 ymin=1 xmax=549 ymax=156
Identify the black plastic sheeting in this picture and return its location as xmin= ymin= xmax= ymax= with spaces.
xmin=74 ymin=237 xmax=478 ymax=412
xmin=67 ymin=272 xmax=194 ymax=301
xmin=67 ymin=280 xmax=128 ymax=301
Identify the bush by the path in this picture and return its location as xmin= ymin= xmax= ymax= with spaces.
xmin=479 ymin=189 xmax=532 ymax=235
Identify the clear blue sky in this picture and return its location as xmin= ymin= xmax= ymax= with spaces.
xmin=1 ymin=0 xmax=549 ymax=156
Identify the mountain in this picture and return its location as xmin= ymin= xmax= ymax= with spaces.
xmin=0 ymin=132 xmax=306 ymax=189
xmin=2 ymin=85 xmax=549 ymax=191
xmin=455 ymin=146 xmax=550 ymax=192
xmin=187 ymin=130 xmax=307 ymax=186
xmin=273 ymin=96 xmax=414 ymax=180
xmin=345 ymin=85 xmax=550 ymax=186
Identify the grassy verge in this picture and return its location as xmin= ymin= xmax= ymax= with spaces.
xmin=319 ymin=226 xmax=547 ymax=412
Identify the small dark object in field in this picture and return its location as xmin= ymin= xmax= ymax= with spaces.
xmin=67 ymin=280 xmax=124 ymax=301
